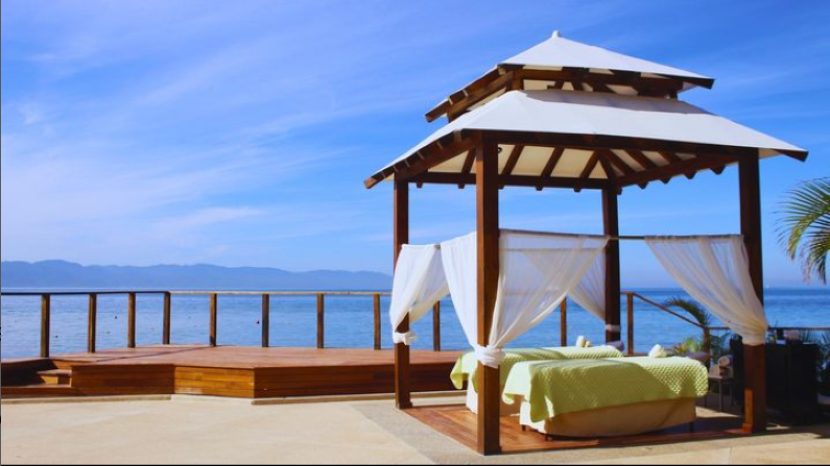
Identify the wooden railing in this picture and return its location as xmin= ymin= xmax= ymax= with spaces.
xmin=623 ymin=291 xmax=726 ymax=355
xmin=1 ymin=290 xmax=450 ymax=358
xmin=3 ymin=289 xmax=826 ymax=359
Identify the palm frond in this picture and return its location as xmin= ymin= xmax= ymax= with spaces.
xmin=776 ymin=177 xmax=830 ymax=283
xmin=663 ymin=297 xmax=712 ymax=328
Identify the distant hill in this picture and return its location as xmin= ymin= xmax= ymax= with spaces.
xmin=0 ymin=260 xmax=392 ymax=291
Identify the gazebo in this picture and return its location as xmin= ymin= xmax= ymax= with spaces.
xmin=364 ymin=32 xmax=807 ymax=455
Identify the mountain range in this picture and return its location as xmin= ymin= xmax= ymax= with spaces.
xmin=0 ymin=260 xmax=392 ymax=291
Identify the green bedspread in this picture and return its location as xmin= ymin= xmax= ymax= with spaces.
xmin=502 ymin=356 xmax=709 ymax=423
xmin=449 ymin=346 xmax=623 ymax=391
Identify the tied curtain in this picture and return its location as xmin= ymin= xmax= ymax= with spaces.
xmin=645 ymin=235 xmax=768 ymax=345
xmin=441 ymin=230 xmax=609 ymax=368
xmin=570 ymin=254 xmax=606 ymax=324
xmin=388 ymin=244 xmax=449 ymax=345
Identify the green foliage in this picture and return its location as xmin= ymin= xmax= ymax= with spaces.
xmin=671 ymin=336 xmax=702 ymax=356
xmin=777 ymin=177 xmax=830 ymax=283
xmin=663 ymin=297 xmax=712 ymax=353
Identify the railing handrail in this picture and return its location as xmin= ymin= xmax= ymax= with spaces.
xmin=0 ymin=290 xmax=392 ymax=297
xmin=623 ymin=291 xmax=704 ymax=329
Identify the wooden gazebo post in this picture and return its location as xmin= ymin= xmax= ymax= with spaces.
xmin=602 ymin=187 xmax=622 ymax=343
xmin=739 ymin=154 xmax=767 ymax=433
xmin=393 ymin=179 xmax=412 ymax=409
xmin=476 ymin=135 xmax=501 ymax=455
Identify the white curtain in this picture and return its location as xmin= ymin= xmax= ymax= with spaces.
xmin=441 ymin=230 xmax=609 ymax=367
xmin=570 ymin=254 xmax=606 ymax=322
xmin=388 ymin=244 xmax=449 ymax=345
xmin=645 ymin=235 xmax=768 ymax=345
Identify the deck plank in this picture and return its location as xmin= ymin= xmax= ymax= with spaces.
xmin=2 ymin=346 xmax=462 ymax=399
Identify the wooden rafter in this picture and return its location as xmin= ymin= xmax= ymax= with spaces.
xmin=365 ymin=130 xmax=805 ymax=190
xmin=426 ymin=66 xmax=707 ymax=122
xmin=617 ymin=153 xmax=739 ymax=187
xmin=457 ymin=150 xmax=476 ymax=189
xmin=625 ymin=149 xmax=658 ymax=170
xmin=575 ymin=151 xmax=600 ymax=192
xmin=502 ymin=145 xmax=524 ymax=176
xmin=537 ymin=147 xmax=565 ymax=190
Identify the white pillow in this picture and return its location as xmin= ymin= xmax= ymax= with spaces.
xmin=648 ymin=344 xmax=667 ymax=358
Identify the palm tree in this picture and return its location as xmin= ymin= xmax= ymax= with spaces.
xmin=778 ymin=177 xmax=830 ymax=284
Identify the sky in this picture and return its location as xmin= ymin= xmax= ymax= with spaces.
xmin=2 ymin=0 xmax=829 ymax=287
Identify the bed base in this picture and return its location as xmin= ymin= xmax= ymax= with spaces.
xmin=519 ymin=398 xmax=698 ymax=438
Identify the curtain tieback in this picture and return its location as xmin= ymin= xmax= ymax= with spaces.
xmin=473 ymin=345 xmax=504 ymax=368
xmin=393 ymin=330 xmax=417 ymax=345
xmin=605 ymin=324 xmax=621 ymax=332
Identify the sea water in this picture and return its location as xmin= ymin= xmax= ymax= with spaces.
xmin=1 ymin=288 xmax=828 ymax=359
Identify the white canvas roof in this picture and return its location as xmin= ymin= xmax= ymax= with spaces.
xmin=504 ymin=31 xmax=712 ymax=86
xmin=368 ymin=90 xmax=806 ymax=187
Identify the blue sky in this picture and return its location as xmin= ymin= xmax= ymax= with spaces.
xmin=2 ymin=0 xmax=828 ymax=287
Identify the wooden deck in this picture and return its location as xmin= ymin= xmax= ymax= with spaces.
xmin=407 ymin=404 xmax=746 ymax=454
xmin=1 ymin=345 xmax=462 ymax=399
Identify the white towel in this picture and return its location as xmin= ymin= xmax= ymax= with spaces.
xmin=575 ymin=335 xmax=587 ymax=348
xmin=648 ymin=344 xmax=667 ymax=358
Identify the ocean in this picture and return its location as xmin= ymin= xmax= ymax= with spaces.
xmin=1 ymin=288 xmax=828 ymax=359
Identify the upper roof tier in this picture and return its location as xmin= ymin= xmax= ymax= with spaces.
xmin=366 ymin=89 xmax=806 ymax=190
xmin=425 ymin=31 xmax=715 ymax=122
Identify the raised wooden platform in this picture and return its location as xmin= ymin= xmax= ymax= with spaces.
xmin=407 ymin=404 xmax=746 ymax=454
xmin=1 ymin=345 xmax=462 ymax=399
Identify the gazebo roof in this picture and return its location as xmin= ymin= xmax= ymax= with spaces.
xmin=366 ymin=89 xmax=807 ymax=190
xmin=425 ymin=32 xmax=716 ymax=122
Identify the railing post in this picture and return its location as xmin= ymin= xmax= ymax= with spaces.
xmin=316 ymin=293 xmax=325 ymax=349
xmin=209 ymin=293 xmax=218 ymax=347
xmin=163 ymin=292 xmax=171 ymax=345
xmin=373 ymin=293 xmax=381 ymax=350
xmin=261 ymin=293 xmax=270 ymax=348
xmin=87 ymin=293 xmax=97 ymax=353
xmin=127 ymin=292 xmax=136 ymax=348
xmin=626 ymin=292 xmax=634 ymax=356
xmin=40 ymin=294 xmax=51 ymax=358
xmin=559 ymin=299 xmax=567 ymax=347
xmin=433 ymin=300 xmax=441 ymax=351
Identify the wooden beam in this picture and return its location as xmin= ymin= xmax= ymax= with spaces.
xmin=411 ymin=172 xmax=609 ymax=190
xmin=88 ymin=293 xmax=97 ymax=353
xmin=501 ymin=144 xmax=524 ymax=176
xmin=365 ymin=130 xmax=783 ymax=190
xmin=209 ymin=293 xmax=217 ymax=347
xmin=603 ymin=187 xmax=621 ymax=343
xmin=128 ymin=292 xmax=137 ymax=348
xmin=739 ymin=155 xmax=767 ymax=433
xmin=625 ymin=149 xmax=658 ymax=170
xmin=559 ymin=299 xmax=567 ymax=347
xmin=446 ymin=70 xmax=515 ymax=122
xmin=476 ymin=136 xmax=501 ymax=455
xmin=617 ymin=153 xmax=742 ymax=188
xmin=162 ymin=292 xmax=171 ymax=344
xmin=261 ymin=294 xmax=270 ymax=348
xmin=40 ymin=294 xmax=50 ymax=358
xmin=575 ymin=151 xmax=601 ymax=192
xmin=366 ymin=131 xmax=476 ymax=188
xmin=374 ymin=293 xmax=382 ymax=350
xmin=393 ymin=180 xmax=412 ymax=409
xmin=537 ymin=147 xmax=565 ymax=190
xmin=316 ymin=293 xmax=324 ymax=349
xmin=458 ymin=150 xmax=476 ymax=188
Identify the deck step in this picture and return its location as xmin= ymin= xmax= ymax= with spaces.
xmin=37 ymin=369 xmax=72 ymax=385
xmin=1 ymin=383 xmax=79 ymax=398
